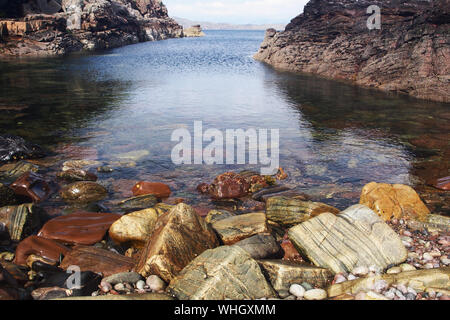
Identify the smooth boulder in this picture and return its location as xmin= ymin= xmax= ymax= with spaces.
xmin=38 ymin=211 xmax=121 ymax=245
xmin=60 ymin=181 xmax=107 ymax=203
xmin=109 ymin=208 xmax=166 ymax=248
xmin=14 ymin=235 xmax=71 ymax=266
xmin=132 ymin=181 xmax=171 ymax=199
xmin=359 ymin=182 xmax=430 ymax=221
xmin=288 ymin=204 xmax=407 ymax=274
xmin=233 ymin=234 xmax=282 ymax=259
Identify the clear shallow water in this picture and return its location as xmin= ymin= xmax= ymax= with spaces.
xmin=0 ymin=30 xmax=449 ymax=211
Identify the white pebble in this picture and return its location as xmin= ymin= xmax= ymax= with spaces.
xmin=399 ymin=263 xmax=416 ymax=272
xmin=146 ymin=275 xmax=166 ymax=291
xmin=440 ymin=257 xmax=450 ymax=265
xmin=136 ymin=280 xmax=145 ymax=290
xmin=114 ymin=283 xmax=125 ymax=291
xmin=386 ymin=267 xmax=402 ymax=274
xmin=348 ymin=274 xmax=357 ymax=281
xmin=423 ymin=252 xmax=433 ymax=261
xmin=373 ymin=280 xmax=388 ymax=293
xmin=289 ymin=284 xmax=305 ymax=298
xmin=334 ymin=274 xmax=347 ymax=284
xmin=304 ymin=289 xmax=327 ymax=300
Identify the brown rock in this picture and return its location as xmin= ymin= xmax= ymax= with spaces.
xmin=209 ymin=172 xmax=250 ymax=199
xmin=31 ymin=287 xmax=72 ymax=300
xmin=14 ymin=235 xmax=71 ymax=266
xmin=60 ymin=181 xmax=107 ymax=203
xmin=132 ymin=181 xmax=171 ymax=199
xmin=109 ymin=208 xmax=166 ymax=248
xmin=38 ymin=211 xmax=121 ymax=245
xmin=135 ymin=203 xmax=219 ymax=282
xmin=360 ymin=182 xmax=430 ymax=221
xmin=57 ymin=169 xmax=98 ymax=182
xmin=60 ymin=246 xmax=134 ymax=277
xmin=10 ymin=171 xmax=53 ymax=203
xmin=211 ymin=212 xmax=269 ymax=245
xmin=281 ymin=239 xmax=303 ymax=263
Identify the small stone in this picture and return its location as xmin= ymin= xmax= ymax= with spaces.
xmin=387 ymin=267 xmax=402 ymax=274
xmin=304 ymin=288 xmax=327 ymax=300
xmin=136 ymin=280 xmax=145 ymax=290
xmin=423 ymin=252 xmax=433 ymax=261
xmin=114 ymin=283 xmax=125 ymax=291
xmin=334 ymin=274 xmax=347 ymax=284
xmin=373 ymin=280 xmax=388 ymax=293
xmin=424 ymin=263 xmax=434 ymax=269
xmin=352 ymin=266 xmax=369 ymax=276
xmin=146 ymin=275 xmax=166 ymax=292
xmin=103 ymin=272 xmax=143 ymax=285
xmin=100 ymin=281 xmax=112 ymax=293
xmin=384 ymin=290 xmax=395 ymax=299
xmin=300 ymin=282 xmax=313 ymax=291
xmin=348 ymin=274 xmax=357 ymax=280
xmin=440 ymin=257 xmax=450 ymax=265
xmin=289 ymin=284 xmax=305 ymax=298
xmin=355 ymin=291 xmax=367 ymax=300
xmin=366 ymin=291 xmax=389 ymax=300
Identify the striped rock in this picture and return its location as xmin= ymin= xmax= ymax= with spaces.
xmin=266 ymin=196 xmax=340 ymax=227
xmin=288 ymin=204 xmax=407 ymax=274
xmin=168 ymin=246 xmax=276 ymax=300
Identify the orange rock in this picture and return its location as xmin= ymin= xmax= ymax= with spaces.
xmin=360 ymin=182 xmax=430 ymax=221
xmin=132 ymin=182 xmax=171 ymax=199
xmin=14 ymin=235 xmax=71 ymax=266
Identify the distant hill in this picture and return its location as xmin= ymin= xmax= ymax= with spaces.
xmin=174 ymin=17 xmax=285 ymax=31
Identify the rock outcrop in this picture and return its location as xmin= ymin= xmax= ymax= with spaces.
xmin=183 ymin=24 xmax=205 ymax=37
xmin=0 ymin=0 xmax=183 ymax=56
xmin=254 ymin=0 xmax=450 ymax=102
xmin=288 ymin=204 xmax=408 ymax=274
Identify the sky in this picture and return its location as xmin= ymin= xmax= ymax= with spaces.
xmin=163 ymin=0 xmax=309 ymax=25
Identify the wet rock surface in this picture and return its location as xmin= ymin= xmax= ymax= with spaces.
xmin=132 ymin=181 xmax=171 ymax=199
xmin=0 ymin=204 xmax=42 ymax=241
xmin=14 ymin=235 xmax=71 ymax=266
xmin=60 ymin=181 xmax=108 ymax=203
xmin=233 ymin=234 xmax=282 ymax=260
xmin=254 ymin=0 xmax=450 ymax=102
xmin=37 ymin=211 xmax=121 ymax=245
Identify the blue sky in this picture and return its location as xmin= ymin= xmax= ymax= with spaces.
xmin=163 ymin=0 xmax=309 ymax=25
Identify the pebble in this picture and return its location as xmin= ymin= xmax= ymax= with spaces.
xmin=300 ymin=282 xmax=313 ymax=291
xmin=386 ymin=266 xmax=402 ymax=274
xmin=352 ymin=266 xmax=368 ymax=276
xmin=399 ymin=263 xmax=416 ymax=272
xmin=366 ymin=291 xmax=388 ymax=300
xmin=355 ymin=291 xmax=367 ymax=300
xmin=136 ymin=280 xmax=145 ymax=290
xmin=347 ymin=274 xmax=357 ymax=281
xmin=100 ymin=281 xmax=112 ymax=293
xmin=440 ymin=257 xmax=450 ymax=265
xmin=146 ymin=275 xmax=166 ymax=291
xmin=384 ymin=289 xmax=396 ymax=299
xmin=424 ymin=263 xmax=434 ymax=269
xmin=334 ymin=274 xmax=347 ymax=284
xmin=114 ymin=283 xmax=125 ymax=291
xmin=289 ymin=284 xmax=305 ymax=298
xmin=304 ymin=289 xmax=327 ymax=300
xmin=423 ymin=252 xmax=433 ymax=261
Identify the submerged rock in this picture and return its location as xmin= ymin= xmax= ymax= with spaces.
xmin=57 ymin=169 xmax=98 ymax=182
xmin=211 ymin=212 xmax=269 ymax=245
xmin=360 ymin=182 xmax=430 ymax=221
xmin=266 ymin=196 xmax=340 ymax=227
xmin=10 ymin=171 xmax=54 ymax=203
xmin=132 ymin=181 xmax=171 ymax=199
xmin=0 ymin=161 xmax=39 ymax=184
xmin=135 ymin=203 xmax=219 ymax=282
xmin=0 ymin=204 xmax=42 ymax=241
xmin=38 ymin=211 xmax=121 ymax=245
xmin=434 ymin=177 xmax=450 ymax=191
xmin=14 ymin=235 xmax=71 ymax=266
xmin=60 ymin=245 xmax=135 ymax=277
xmin=168 ymin=246 xmax=276 ymax=300
xmin=209 ymin=172 xmax=250 ymax=199
xmin=109 ymin=208 xmax=166 ymax=248
xmin=0 ymin=134 xmax=45 ymax=163
xmin=60 ymin=181 xmax=108 ymax=204
xmin=288 ymin=204 xmax=407 ymax=274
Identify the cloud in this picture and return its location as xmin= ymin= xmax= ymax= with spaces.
xmin=163 ymin=0 xmax=308 ymax=24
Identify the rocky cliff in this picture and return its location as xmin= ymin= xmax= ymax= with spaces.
xmin=0 ymin=0 xmax=183 ymax=56
xmin=254 ymin=0 xmax=450 ymax=102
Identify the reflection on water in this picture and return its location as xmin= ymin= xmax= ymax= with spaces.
xmin=0 ymin=30 xmax=448 ymax=212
